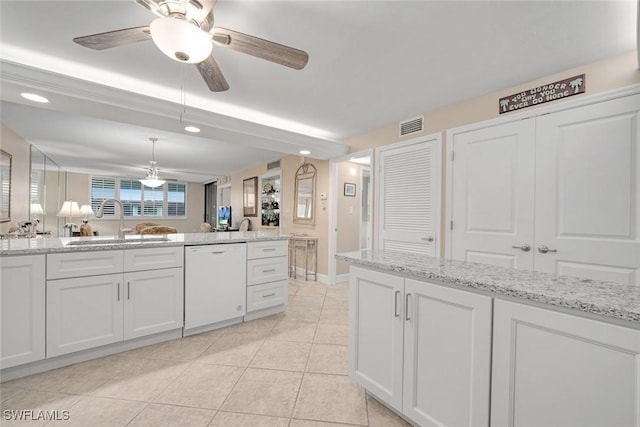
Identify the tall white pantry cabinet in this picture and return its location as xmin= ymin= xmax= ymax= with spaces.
xmin=449 ymin=93 xmax=640 ymax=285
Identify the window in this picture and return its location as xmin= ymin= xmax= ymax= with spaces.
xmin=90 ymin=177 xmax=186 ymax=218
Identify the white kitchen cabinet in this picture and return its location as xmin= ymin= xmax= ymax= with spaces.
xmin=0 ymin=255 xmax=46 ymax=369
xmin=246 ymin=240 xmax=288 ymax=317
xmin=46 ymin=247 xmax=184 ymax=357
xmin=47 ymin=274 xmax=124 ymax=357
xmin=349 ymin=266 xmax=404 ymax=410
xmin=123 ymin=268 xmax=183 ymax=340
xmin=403 ymin=279 xmax=492 ymax=427
xmin=349 ymin=266 xmax=492 ymax=426
xmin=491 ymin=299 xmax=640 ymax=427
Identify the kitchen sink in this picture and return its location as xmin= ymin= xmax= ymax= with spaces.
xmin=66 ymin=237 xmax=171 ymax=246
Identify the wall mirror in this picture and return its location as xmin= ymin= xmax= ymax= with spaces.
xmin=30 ymin=146 xmax=66 ymax=235
xmin=0 ymin=150 xmax=11 ymax=223
xmin=243 ymin=176 xmax=258 ymax=217
xmin=294 ymin=163 xmax=317 ymax=225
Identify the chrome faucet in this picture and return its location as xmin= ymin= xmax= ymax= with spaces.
xmin=95 ymin=199 xmax=127 ymax=239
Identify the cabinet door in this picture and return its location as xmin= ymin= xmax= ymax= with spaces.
xmin=491 ymin=299 xmax=640 ymax=427
xmin=450 ymin=119 xmax=536 ymax=270
xmin=1 ymin=255 xmax=46 ymax=369
xmin=403 ymin=279 xmax=492 ymax=427
xmin=123 ymin=268 xmax=184 ymax=340
xmin=534 ymin=94 xmax=640 ymax=284
xmin=47 ymin=274 xmax=124 ymax=357
xmin=349 ymin=266 xmax=404 ymax=411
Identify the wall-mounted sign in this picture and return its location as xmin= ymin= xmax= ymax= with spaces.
xmin=499 ymin=74 xmax=585 ymax=114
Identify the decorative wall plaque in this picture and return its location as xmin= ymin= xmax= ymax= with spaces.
xmin=499 ymin=74 xmax=585 ymax=114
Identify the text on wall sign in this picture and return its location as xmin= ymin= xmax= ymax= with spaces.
xmin=499 ymin=74 xmax=585 ymax=114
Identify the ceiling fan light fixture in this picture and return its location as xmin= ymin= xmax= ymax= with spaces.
xmin=150 ymin=17 xmax=212 ymax=64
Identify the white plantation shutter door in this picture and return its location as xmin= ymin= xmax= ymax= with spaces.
xmin=377 ymin=137 xmax=440 ymax=255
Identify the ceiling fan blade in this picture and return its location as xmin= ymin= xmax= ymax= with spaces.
xmin=212 ymin=28 xmax=309 ymax=70
xmin=195 ymin=56 xmax=230 ymax=92
xmin=73 ymin=26 xmax=151 ymax=50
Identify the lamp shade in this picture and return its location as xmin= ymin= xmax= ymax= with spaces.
xmin=30 ymin=203 xmax=44 ymax=215
xmin=56 ymin=201 xmax=81 ymax=218
xmin=80 ymin=204 xmax=94 ymax=217
xmin=140 ymin=178 xmax=166 ymax=188
xmin=150 ymin=17 xmax=213 ymax=64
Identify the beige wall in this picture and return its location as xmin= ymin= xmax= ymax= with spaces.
xmin=0 ymin=124 xmax=31 ymax=234
xmin=347 ymin=51 xmax=640 ymax=152
xmin=336 ymin=162 xmax=362 ymax=275
xmin=229 ymin=155 xmax=332 ymax=275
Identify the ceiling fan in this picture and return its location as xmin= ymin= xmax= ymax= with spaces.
xmin=73 ymin=0 xmax=309 ymax=92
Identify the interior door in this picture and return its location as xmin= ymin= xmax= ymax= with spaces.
xmin=534 ymin=94 xmax=640 ymax=284
xmin=450 ymin=120 xmax=536 ymax=269
xmin=376 ymin=136 xmax=440 ymax=255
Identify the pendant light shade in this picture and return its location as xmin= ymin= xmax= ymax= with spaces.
xmin=140 ymin=138 xmax=166 ymax=188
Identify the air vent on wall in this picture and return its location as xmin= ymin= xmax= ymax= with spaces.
xmin=399 ymin=116 xmax=424 ymax=136
xmin=267 ymin=160 xmax=281 ymax=170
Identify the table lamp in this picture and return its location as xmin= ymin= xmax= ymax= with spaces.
xmin=56 ymin=201 xmax=81 ymax=236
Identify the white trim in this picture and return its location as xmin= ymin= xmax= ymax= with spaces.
xmin=328 ymin=149 xmax=374 ymax=285
xmin=374 ymin=133 xmax=442 ymax=256
xmin=444 ymin=83 xmax=640 ymax=258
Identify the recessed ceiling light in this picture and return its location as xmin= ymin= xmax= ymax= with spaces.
xmin=21 ymin=93 xmax=49 ymax=103
xmin=184 ymin=126 xmax=201 ymax=133
xmin=299 ymin=150 xmax=311 ymax=155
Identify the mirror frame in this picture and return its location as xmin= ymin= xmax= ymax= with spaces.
xmin=243 ymin=176 xmax=258 ymax=217
xmin=0 ymin=150 xmax=11 ymax=223
xmin=293 ymin=162 xmax=317 ymax=226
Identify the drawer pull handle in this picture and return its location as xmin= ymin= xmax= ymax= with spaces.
xmin=262 ymin=248 xmax=277 ymax=252
xmin=263 ymin=269 xmax=276 ymax=273
xmin=127 ymin=282 xmax=130 ymax=300
xmin=210 ymin=251 xmax=225 ymax=255
xmin=117 ymin=283 xmax=120 ymax=301
xmin=262 ymin=293 xmax=276 ymax=298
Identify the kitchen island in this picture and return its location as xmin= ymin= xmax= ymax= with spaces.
xmin=1 ymin=232 xmax=289 ymax=381
xmin=336 ymin=249 xmax=640 ymax=427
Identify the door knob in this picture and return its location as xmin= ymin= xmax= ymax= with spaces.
xmin=511 ymin=243 xmax=531 ymax=252
xmin=421 ymin=236 xmax=435 ymax=242
xmin=537 ymin=245 xmax=558 ymax=254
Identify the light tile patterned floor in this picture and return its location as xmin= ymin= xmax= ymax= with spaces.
xmin=1 ymin=279 xmax=411 ymax=427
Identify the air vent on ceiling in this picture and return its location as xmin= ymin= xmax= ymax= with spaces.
xmin=399 ymin=116 xmax=424 ymax=136
xmin=267 ymin=160 xmax=281 ymax=170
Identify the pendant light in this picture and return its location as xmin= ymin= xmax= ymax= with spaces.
xmin=140 ymin=138 xmax=166 ymax=188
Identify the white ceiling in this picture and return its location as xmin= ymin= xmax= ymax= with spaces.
xmin=0 ymin=0 xmax=637 ymax=183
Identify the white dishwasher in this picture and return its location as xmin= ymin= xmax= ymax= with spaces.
xmin=184 ymin=243 xmax=247 ymax=332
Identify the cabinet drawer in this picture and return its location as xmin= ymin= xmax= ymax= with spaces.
xmin=247 ymin=256 xmax=288 ymax=286
xmin=247 ymin=240 xmax=288 ymax=259
xmin=47 ymin=250 xmax=124 ymax=280
xmin=247 ymin=280 xmax=288 ymax=312
xmin=124 ymin=246 xmax=184 ymax=272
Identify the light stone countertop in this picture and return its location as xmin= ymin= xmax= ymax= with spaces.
xmin=0 ymin=231 xmax=290 ymax=256
xmin=336 ymin=249 xmax=640 ymax=328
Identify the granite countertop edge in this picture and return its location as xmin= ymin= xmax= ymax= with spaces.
xmin=336 ymin=251 xmax=640 ymax=327
xmin=0 ymin=232 xmax=291 ymax=256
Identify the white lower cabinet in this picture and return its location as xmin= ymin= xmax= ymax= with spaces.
xmin=46 ymin=248 xmax=184 ymax=358
xmin=47 ymin=274 xmax=124 ymax=357
xmin=491 ymin=300 xmax=640 ymax=427
xmin=123 ymin=268 xmax=183 ymax=340
xmin=1 ymin=255 xmax=46 ymax=369
xmin=349 ymin=267 xmax=492 ymax=426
